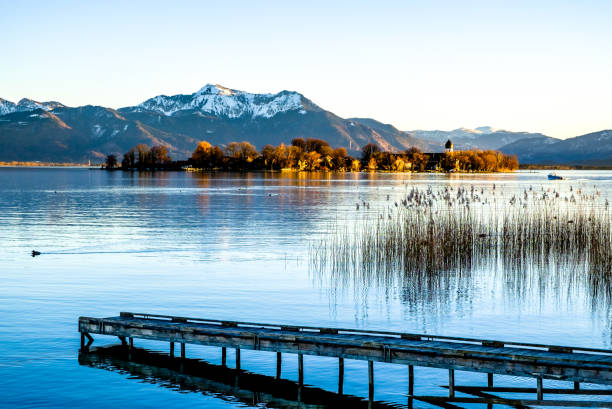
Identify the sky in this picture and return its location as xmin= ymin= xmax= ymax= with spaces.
xmin=1 ymin=0 xmax=611 ymax=138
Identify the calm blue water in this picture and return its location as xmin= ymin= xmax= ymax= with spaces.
xmin=0 ymin=168 xmax=610 ymax=408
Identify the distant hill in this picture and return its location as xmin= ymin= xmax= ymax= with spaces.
xmin=499 ymin=130 xmax=612 ymax=165
xmin=0 ymin=84 xmax=609 ymax=164
xmin=406 ymin=126 xmax=550 ymax=150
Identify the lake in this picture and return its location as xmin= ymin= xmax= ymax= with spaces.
xmin=1 ymin=168 xmax=611 ymax=408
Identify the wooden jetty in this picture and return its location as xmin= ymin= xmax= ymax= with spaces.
xmin=78 ymin=312 xmax=612 ymax=408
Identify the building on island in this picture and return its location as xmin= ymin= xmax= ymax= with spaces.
xmin=424 ymin=139 xmax=455 ymax=171
xmin=445 ymin=139 xmax=454 ymax=153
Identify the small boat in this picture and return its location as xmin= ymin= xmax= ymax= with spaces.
xmin=548 ymin=173 xmax=564 ymax=180
xmin=31 ymin=250 xmax=41 ymax=257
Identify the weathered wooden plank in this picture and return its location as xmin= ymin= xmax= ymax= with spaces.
xmin=453 ymin=386 xmax=612 ymax=395
xmin=412 ymin=396 xmax=612 ymax=408
xmin=116 ymin=312 xmax=612 ymax=355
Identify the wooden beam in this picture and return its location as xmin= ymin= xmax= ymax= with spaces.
xmin=169 ymin=342 xmax=174 ymax=357
xmin=487 ymin=372 xmax=493 ymax=388
xmin=236 ymin=348 xmax=241 ymax=370
xmin=276 ymin=352 xmax=281 ymax=379
xmin=222 ymin=347 xmax=227 ymax=367
xmin=180 ymin=343 xmax=185 ymax=359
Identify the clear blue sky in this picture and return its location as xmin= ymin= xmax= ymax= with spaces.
xmin=1 ymin=0 xmax=611 ymax=138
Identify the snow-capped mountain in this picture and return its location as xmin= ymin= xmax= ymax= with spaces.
xmin=0 ymin=84 xmax=438 ymax=162
xmin=0 ymin=97 xmax=65 ymax=116
xmin=123 ymin=84 xmax=308 ymax=118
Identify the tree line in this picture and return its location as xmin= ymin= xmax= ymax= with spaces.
xmin=105 ymin=138 xmax=518 ymax=172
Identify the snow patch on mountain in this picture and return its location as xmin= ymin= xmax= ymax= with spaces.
xmin=0 ymin=98 xmax=17 ymax=116
xmin=92 ymin=124 xmax=105 ymax=138
xmin=0 ymin=98 xmax=65 ymax=116
xmin=129 ymin=84 xmax=305 ymax=118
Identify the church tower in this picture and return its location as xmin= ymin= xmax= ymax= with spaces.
xmin=445 ymin=139 xmax=454 ymax=153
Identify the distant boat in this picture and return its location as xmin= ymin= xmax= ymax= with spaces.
xmin=548 ymin=173 xmax=564 ymax=180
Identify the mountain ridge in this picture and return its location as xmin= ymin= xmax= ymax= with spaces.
xmin=0 ymin=84 xmax=610 ymax=164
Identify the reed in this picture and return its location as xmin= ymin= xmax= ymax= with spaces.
xmin=310 ymin=184 xmax=612 ymax=306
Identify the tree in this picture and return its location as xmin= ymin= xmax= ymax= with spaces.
xmin=133 ymin=144 xmax=150 ymax=169
xmin=238 ymin=141 xmax=258 ymax=162
xmin=192 ymin=141 xmax=212 ymax=163
xmin=361 ymin=143 xmax=380 ymax=161
xmin=121 ymin=149 xmax=136 ymax=169
xmin=261 ymin=144 xmax=275 ymax=169
xmin=105 ymin=154 xmax=117 ymax=169
xmin=392 ymin=157 xmax=406 ymax=172
xmin=304 ymin=151 xmax=321 ymax=171
xmin=305 ymin=138 xmax=330 ymax=153
xmin=150 ymin=145 xmax=170 ymax=166
xmin=192 ymin=141 xmax=223 ymax=168
xmin=332 ymin=148 xmax=347 ymax=170
xmin=287 ymin=145 xmax=304 ymax=168
xmin=367 ymin=156 xmax=378 ymax=171
xmin=225 ymin=142 xmax=241 ymax=159
xmin=291 ymin=138 xmax=306 ymax=150
xmin=273 ymin=143 xmax=288 ymax=168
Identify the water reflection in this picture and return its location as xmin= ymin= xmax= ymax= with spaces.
xmin=79 ymin=346 xmax=401 ymax=409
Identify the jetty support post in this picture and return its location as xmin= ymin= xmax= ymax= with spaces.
xmin=129 ymin=337 xmax=133 ymax=350
xmin=180 ymin=343 xmax=185 ymax=359
xmin=368 ymin=360 xmax=374 ymax=404
xmin=338 ymin=357 xmax=344 ymax=394
xmin=449 ymin=369 xmax=455 ymax=398
xmin=276 ymin=352 xmax=281 ymax=379
xmin=408 ymin=365 xmax=414 ymax=409
xmin=574 ymin=381 xmax=580 ymax=390
xmin=488 ymin=372 xmax=493 ymax=388
xmin=236 ymin=348 xmax=241 ymax=370
xmin=537 ymin=376 xmax=543 ymax=400
xmin=298 ymin=353 xmax=304 ymax=386
xmin=169 ymin=342 xmax=174 ymax=357
xmin=222 ymin=347 xmax=227 ymax=367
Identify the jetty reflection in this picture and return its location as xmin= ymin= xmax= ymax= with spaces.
xmin=79 ymin=346 xmax=399 ymax=409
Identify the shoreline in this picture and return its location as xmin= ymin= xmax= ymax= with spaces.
xmin=0 ymin=161 xmax=94 ymax=167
